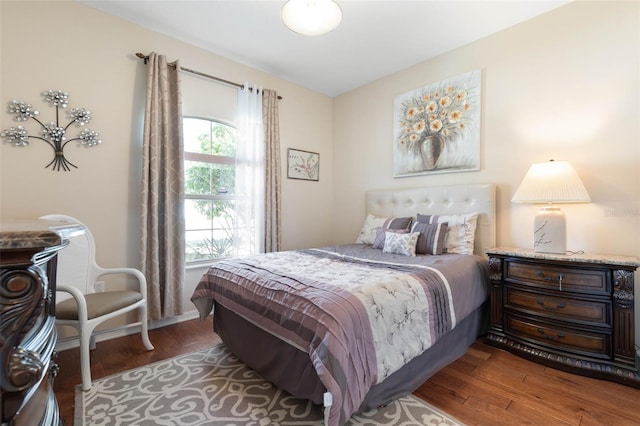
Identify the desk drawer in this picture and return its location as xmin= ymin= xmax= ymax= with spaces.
xmin=505 ymin=287 xmax=611 ymax=327
xmin=506 ymin=261 xmax=609 ymax=295
xmin=504 ymin=312 xmax=611 ymax=359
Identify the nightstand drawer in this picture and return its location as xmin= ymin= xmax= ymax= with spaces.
xmin=505 ymin=287 xmax=611 ymax=327
xmin=504 ymin=312 xmax=612 ymax=359
xmin=506 ymin=260 xmax=609 ymax=295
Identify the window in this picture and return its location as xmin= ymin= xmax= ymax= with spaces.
xmin=183 ymin=117 xmax=237 ymax=264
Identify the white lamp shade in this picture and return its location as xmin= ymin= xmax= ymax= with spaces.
xmin=282 ymin=0 xmax=342 ymax=36
xmin=512 ymin=160 xmax=591 ymax=204
xmin=512 ymin=160 xmax=590 ymax=254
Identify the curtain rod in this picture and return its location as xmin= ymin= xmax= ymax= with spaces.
xmin=135 ymin=53 xmax=282 ymax=100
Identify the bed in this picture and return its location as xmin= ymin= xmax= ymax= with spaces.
xmin=192 ymin=183 xmax=496 ymax=426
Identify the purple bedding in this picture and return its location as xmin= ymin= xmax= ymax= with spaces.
xmin=192 ymin=244 xmax=489 ymax=426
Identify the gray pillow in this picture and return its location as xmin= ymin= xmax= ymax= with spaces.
xmin=416 ymin=213 xmax=478 ymax=255
xmin=411 ymin=221 xmax=448 ymax=255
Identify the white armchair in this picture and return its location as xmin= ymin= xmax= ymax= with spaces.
xmin=41 ymin=214 xmax=154 ymax=391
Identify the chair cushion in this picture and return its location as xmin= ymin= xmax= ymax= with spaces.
xmin=56 ymin=291 xmax=143 ymax=320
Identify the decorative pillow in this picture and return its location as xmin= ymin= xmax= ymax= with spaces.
xmin=372 ymin=227 xmax=409 ymax=249
xmin=382 ymin=231 xmax=420 ymax=257
xmin=411 ymin=222 xmax=448 ymax=255
xmin=416 ymin=212 xmax=478 ymax=255
xmin=355 ymin=214 xmax=412 ymax=245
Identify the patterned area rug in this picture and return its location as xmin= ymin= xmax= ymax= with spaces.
xmin=75 ymin=343 xmax=463 ymax=425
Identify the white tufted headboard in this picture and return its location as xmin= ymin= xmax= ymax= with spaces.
xmin=365 ymin=184 xmax=496 ymax=256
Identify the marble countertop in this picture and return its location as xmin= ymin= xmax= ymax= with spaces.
xmin=0 ymin=220 xmax=85 ymax=250
xmin=486 ymin=247 xmax=640 ymax=268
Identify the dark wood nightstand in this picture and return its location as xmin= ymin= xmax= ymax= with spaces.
xmin=485 ymin=247 xmax=640 ymax=388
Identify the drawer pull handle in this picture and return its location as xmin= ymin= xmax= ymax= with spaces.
xmin=536 ymin=299 xmax=566 ymax=311
xmin=535 ymin=271 xmax=565 ymax=290
xmin=536 ymin=327 xmax=565 ymax=340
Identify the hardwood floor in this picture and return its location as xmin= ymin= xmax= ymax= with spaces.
xmin=54 ymin=318 xmax=640 ymax=425
xmin=418 ymin=344 xmax=640 ymax=425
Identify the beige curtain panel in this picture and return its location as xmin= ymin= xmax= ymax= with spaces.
xmin=141 ymin=52 xmax=185 ymax=320
xmin=263 ymin=89 xmax=281 ymax=253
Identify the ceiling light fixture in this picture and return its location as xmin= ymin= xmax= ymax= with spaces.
xmin=281 ymin=0 xmax=342 ymax=36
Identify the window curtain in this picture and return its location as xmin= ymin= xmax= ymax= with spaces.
xmin=263 ymin=89 xmax=281 ymax=253
xmin=235 ymin=84 xmax=265 ymax=255
xmin=141 ymin=52 xmax=185 ymax=320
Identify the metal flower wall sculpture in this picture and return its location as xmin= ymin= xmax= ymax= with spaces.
xmin=1 ymin=90 xmax=102 ymax=171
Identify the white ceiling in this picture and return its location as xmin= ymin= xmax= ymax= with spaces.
xmin=80 ymin=0 xmax=571 ymax=97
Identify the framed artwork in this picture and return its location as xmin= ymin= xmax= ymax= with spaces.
xmin=393 ymin=69 xmax=482 ymax=177
xmin=287 ymin=148 xmax=319 ymax=181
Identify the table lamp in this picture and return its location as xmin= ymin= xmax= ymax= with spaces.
xmin=512 ymin=159 xmax=591 ymax=254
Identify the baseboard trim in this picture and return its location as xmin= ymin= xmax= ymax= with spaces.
xmin=54 ymin=310 xmax=203 ymax=352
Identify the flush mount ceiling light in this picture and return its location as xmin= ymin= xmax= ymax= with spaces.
xmin=281 ymin=0 xmax=342 ymax=36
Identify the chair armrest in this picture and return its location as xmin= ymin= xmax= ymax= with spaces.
xmin=56 ymin=284 xmax=89 ymax=321
xmin=94 ymin=267 xmax=148 ymax=298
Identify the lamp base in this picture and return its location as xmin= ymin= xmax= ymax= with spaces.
xmin=533 ymin=206 xmax=566 ymax=254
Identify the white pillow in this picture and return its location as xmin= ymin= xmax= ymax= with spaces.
xmin=383 ymin=231 xmax=420 ymax=257
xmin=417 ymin=212 xmax=478 ymax=255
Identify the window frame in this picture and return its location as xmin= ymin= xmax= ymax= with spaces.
xmin=183 ymin=115 xmax=238 ymax=266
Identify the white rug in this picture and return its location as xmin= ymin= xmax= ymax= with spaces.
xmin=75 ymin=343 xmax=463 ymax=425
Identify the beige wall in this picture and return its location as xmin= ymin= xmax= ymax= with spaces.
xmin=332 ymin=1 xmax=640 ymax=342
xmin=0 ymin=1 xmax=334 ymax=326
xmin=2 ymin=1 xmax=639 ymax=344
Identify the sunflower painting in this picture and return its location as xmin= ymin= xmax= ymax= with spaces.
xmin=393 ymin=70 xmax=481 ymax=177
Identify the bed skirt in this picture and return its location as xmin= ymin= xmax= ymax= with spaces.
xmin=213 ymin=301 xmax=489 ymax=412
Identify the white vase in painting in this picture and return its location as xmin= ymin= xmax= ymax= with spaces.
xmin=420 ymin=134 xmax=444 ymax=170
